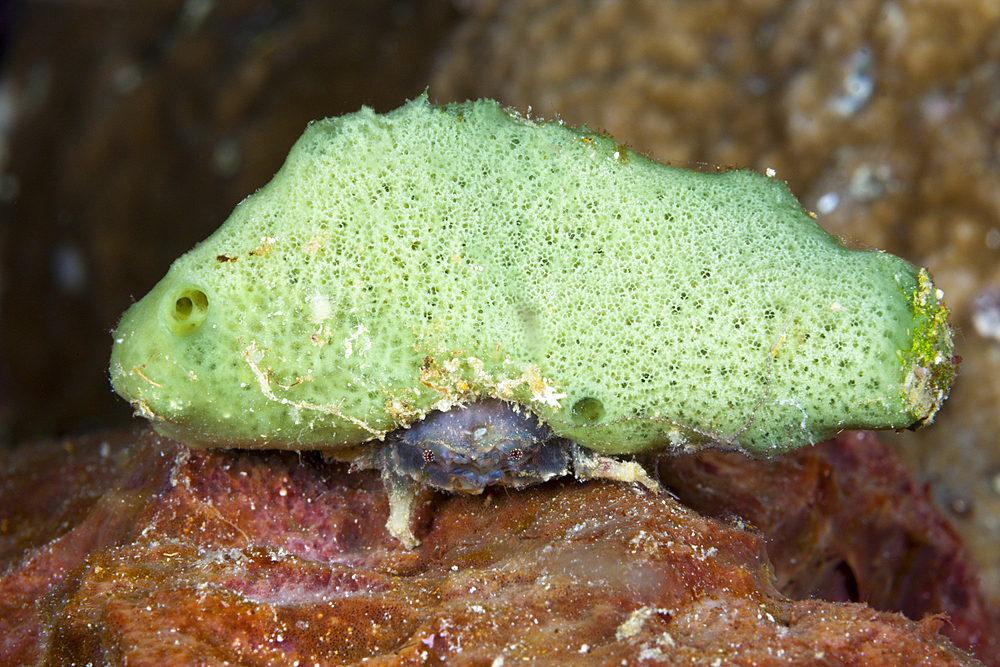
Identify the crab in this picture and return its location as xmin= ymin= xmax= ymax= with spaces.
xmin=353 ymin=398 xmax=659 ymax=548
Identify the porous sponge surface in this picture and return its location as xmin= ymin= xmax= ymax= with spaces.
xmin=110 ymin=97 xmax=954 ymax=454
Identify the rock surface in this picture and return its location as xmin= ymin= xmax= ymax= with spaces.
xmin=1 ymin=429 xmax=995 ymax=665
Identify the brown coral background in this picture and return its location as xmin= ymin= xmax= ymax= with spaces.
xmin=1 ymin=0 xmax=999 ymax=637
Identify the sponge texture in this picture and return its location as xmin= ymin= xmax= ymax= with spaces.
xmin=110 ymin=97 xmax=955 ymax=455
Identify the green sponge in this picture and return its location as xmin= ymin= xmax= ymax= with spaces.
xmin=110 ymin=96 xmax=955 ymax=456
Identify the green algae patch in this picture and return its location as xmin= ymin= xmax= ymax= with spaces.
xmin=900 ymin=269 xmax=956 ymax=426
xmin=109 ymin=97 xmax=956 ymax=456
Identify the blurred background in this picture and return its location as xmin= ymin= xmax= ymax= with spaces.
xmin=1 ymin=0 xmax=998 ymax=589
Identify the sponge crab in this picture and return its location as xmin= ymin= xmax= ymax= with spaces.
xmin=110 ymin=97 xmax=956 ymax=547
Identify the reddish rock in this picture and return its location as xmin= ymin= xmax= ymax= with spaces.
xmin=0 ymin=429 xmax=993 ymax=666
xmin=659 ymin=431 xmax=1000 ymax=659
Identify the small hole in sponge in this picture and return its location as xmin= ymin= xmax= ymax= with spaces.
xmin=163 ymin=285 xmax=210 ymax=336
xmin=571 ymin=397 xmax=605 ymax=425
xmin=175 ymin=297 xmax=194 ymax=319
